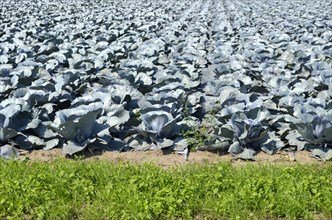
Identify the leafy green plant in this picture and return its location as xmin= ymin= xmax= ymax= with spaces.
xmin=0 ymin=159 xmax=331 ymax=219
xmin=180 ymin=114 xmax=216 ymax=151
xmin=181 ymin=125 xmax=210 ymax=151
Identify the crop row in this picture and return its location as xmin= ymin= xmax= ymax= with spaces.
xmin=0 ymin=0 xmax=331 ymax=160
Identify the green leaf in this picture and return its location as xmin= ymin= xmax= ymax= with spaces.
xmin=235 ymin=148 xmax=256 ymax=161
xmin=56 ymin=111 xmax=98 ymax=141
xmin=229 ymin=141 xmax=242 ymax=155
xmin=311 ymin=149 xmax=332 ymax=161
xmin=63 ymin=140 xmax=89 ymax=155
xmin=0 ymin=128 xmax=18 ymax=141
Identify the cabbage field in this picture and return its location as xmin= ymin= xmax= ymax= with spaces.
xmin=0 ymin=0 xmax=332 ymax=161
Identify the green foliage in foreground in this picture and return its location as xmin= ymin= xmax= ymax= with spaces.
xmin=0 ymin=160 xmax=331 ymax=220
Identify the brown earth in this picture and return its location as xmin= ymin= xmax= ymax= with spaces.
xmin=19 ymin=148 xmax=326 ymax=167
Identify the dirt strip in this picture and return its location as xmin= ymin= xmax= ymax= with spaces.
xmin=19 ymin=149 xmax=326 ymax=167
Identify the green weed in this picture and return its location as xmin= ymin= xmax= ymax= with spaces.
xmin=0 ymin=159 xmax=331 ymax=219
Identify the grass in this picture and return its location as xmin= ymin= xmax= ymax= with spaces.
xmin=0 ymin=159 xmax=331 ymax=220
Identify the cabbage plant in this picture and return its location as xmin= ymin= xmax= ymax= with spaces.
xmin=0 ymin=145 xmax=19 ymax=160
xmin=285 ymin=108 xmax=332 ymax=160
xmin=226 ymin=108 xmax=283 ymax=160
xmin=50 ymin=109 xmax=108 ymax=155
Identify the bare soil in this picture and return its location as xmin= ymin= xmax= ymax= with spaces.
xmin=19 ymin=148 xmax=326 ymax=167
